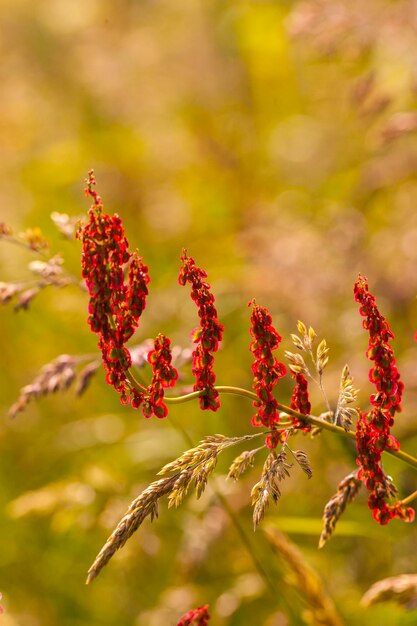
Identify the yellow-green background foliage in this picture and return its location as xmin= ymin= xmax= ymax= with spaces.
xmin=1 ymin=1 xmax=417 ymax=624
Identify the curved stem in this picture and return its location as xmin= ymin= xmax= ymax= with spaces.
xmin=163 ymin=385 xmax=258 ymax=404
xmin=125 ymin=369 xmax=147 ymax=392
xmin=400 ymin=489 xmax=417 ymax=507
xmin=159 ymin=384 xmax=417 ymax=472
xmin=275 ymin=402 xmax=417 ymax=471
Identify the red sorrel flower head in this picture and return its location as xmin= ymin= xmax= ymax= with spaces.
xmin=178 ymin=250 xmax=224 ymax=411
xmin=77 ymin=171 xmax=149 ymax=409
xmin=176 ymin=605 xmax=210 ymax=626
xmin=142 ymin=333 xmax=179 ymax=418
xmin=354 ymin=274 xmax=413 ymax=524
xmin=249 ymin=300 xmax=287 ymax=448
xmin=289 ymin=371 xmax=311 ymax=431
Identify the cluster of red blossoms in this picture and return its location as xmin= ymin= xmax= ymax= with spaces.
xmin=179 ymin=250 xmax=224 ymax=411
xmin=143 ymin=334 xmax=178 ymax=418
xmin=78 ymin=175 xmax=414 ymax=527
xmin=289 ymin=371 xmax=311 ymax=431
xmin=77 ymin=171 xmax=179 ymax=417
xmin=354 ymin=274 xmax=414 ymax=524
xmin=249 ymin=301 xmax=287 ymax=448
xmin=176 ymin=605 xmax=210 ymax=626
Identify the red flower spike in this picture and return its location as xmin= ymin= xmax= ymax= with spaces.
xmin=249 ymin=301 xmax=287 ymax=448
xmin=290 ymin=371 xmax=312 ymax=431
xmin=144 ymin=334 xmax=179 ymax=418
xmin=178 ymin=250 xmax=224 ymax=411
xmin=354 ymin=274 xmax=413 ymax=524
xmin=77 ymin=171 xmax=150 ymax=409
xmin=176 ymin=605 xmax=210 ymax=626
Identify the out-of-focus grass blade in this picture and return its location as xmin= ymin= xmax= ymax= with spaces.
xmin=268 ymin=517 xmax=375 ymax=539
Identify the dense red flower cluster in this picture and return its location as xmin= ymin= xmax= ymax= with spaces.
xmin=142 ymin=334 xmax=178 ymax=418
xmin=178 ymin=250 xmax=224 ymax=411
xmin=290 ymin=372 xmax=311 ymax=431
xmin=77 ymin=171 xmax=149 ymax=410
xmin=249 ymin=301 xmax=287 ymax=449
xmin=354 ymin=274 xmax=414 ymax=524
xmin=176 ymin=605 xmax=210 ymax=626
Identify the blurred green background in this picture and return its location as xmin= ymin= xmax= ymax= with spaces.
xmin=2 ymin=0 xmax=417 ymax=624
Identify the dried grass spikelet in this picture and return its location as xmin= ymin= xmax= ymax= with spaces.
xmin=290 ymin=449 xmax=313 ymax=479
xmin=158 ymin=434 xmax=226 ymax=476
xmin=87 ymin=433 xmax=260 ymax=583
xmin=291 ymin=321 xmax=317 ymax=352
xmin=161 ymin=434 xmax=257 ymax=503
xmin=227 ymin=447 xmax=263 ymax=481
xmin=0 ymin=280 xmax=41 ymax=311
xmin=167 ymin=469 xmax=194 ymax=508
xmin=284 ymin=351 xmax=310 ymax=378
xmin=9 ymin=354 xmax=78 ymax=418
xmin=19 ymin=227 xmax=49 ymax=251
xmin=9 ymin=336 xmax=175 ymax=417
xmin=251 ymin=450 xmax=292 ymax=530
xmin=9 ymin=354 xmax=100 ymax=418
xmin=334 ymin=365 xmax=359 ymax=431
xmin=75 ymin=361 xmax=101 ymax=396
xmin=288 ymin=322 xmax=330 ymax=381
xmin=50 ymin=212 xmax=81 ymax=239
xmin=0 ymin=253 xmax=75 ymax=311
xmin=0 ymin=281 xmax=20 ymax=304
xmin=319 ymin=471 xmax=362 ymax=548
xmin=263 ymin=526 xmax=344 ymax=626
xmin=86 ymin=474 xmax=177 ymax=584
xmin=361 ymin=574 xmax=417 ymax=610
xmin=316 ymin=339 xmax=329 ymax=376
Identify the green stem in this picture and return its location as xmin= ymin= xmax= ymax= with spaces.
xmin=126 ymin=372 xmax=417 ymax=472
xmin=162 ymin=384 xmax=417 ymax=471
xmin=164 ymin=385 xmax=258 ymax=404
xmin=274 ymin=402 xmax=417 ymax=472
xmin=125 ymin=368 xmax=147 ymax=392
xmin=400 ymin=489 xmax=417 ymax=507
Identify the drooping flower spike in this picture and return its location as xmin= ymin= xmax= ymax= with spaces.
xmin=178 ymin=250 xmax=224 ymax=411
xmin=249 ymin=300 xmax=287 ymax=448
xmin=77 ymin=170 xmax=149 ymax=410
xmin=289 ymin=371 xmax=311 ymax=431
xmin=354 ymin=274 xmax=414 ymax=524
xmin=142 ymin=334 xmax=179 ymax=418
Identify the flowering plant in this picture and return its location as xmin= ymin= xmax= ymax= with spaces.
xmin=3 ymin=171 xmax=417 ymax=623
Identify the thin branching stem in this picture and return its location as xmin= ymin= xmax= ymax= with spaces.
xmin=125 ymin=369 xmax=147 ymax=392
xmin=164 ymin=385 xmax=259 ymax=403
xmin=400 ymin=489 xmax=417 ymax=506
xmin=156 ymin=384 xmax=417 ymax=472
xmin=126 ymin=371 xmax=417 ymax=471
